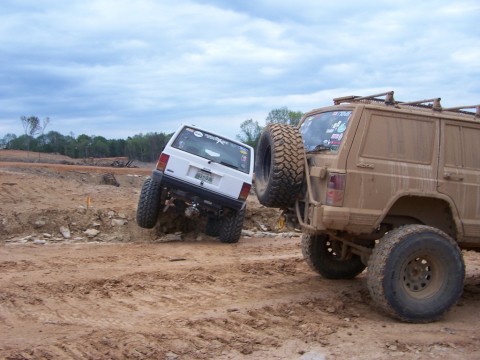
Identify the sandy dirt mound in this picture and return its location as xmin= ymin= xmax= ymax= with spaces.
xmin=1 ymin=151 xmax=480 ymax=359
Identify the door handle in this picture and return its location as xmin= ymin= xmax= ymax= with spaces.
xmin=444 ymin=173 xmax=464 ymax=181
xmin=357 ymin=162 xmax=375 ymax=169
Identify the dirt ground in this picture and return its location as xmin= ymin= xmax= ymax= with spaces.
xmin=1 ymin=150 xmax=480 ymax=359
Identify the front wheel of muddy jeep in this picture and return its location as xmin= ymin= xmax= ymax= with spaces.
xmin=301 ymin=234 xmax=366 ymax=279
xmin=136 ymin=177 xmax=163 ymax=229
xmin=367 ymin=225 xmax=465 ymax=323
xmin=219 ymin=207 xmax=246 ymax=243
xmin=255 ymin=124 xmax=305 ymax=208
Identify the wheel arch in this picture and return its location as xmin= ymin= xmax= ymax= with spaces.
xmin=375 ymin=193 xmax=462 ymax=240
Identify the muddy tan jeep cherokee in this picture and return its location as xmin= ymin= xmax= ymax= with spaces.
xmin=255 ymin=91 xmax=480 ymax=322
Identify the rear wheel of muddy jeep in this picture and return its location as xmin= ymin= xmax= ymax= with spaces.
xmin=367 ymin=225 xmax=465 ymax=323
xmin=219 ymin=207 xmax=246 ymax=243
xmin=136 ymin=177 xmax=163 ymax=229
xmin=255 ymin=124 xmax=305 ymax=208
xmin=301 ymin=234 xmax=366 ymax=279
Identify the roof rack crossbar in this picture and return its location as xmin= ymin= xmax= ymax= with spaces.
xmin=443 ymin=105 xmax=480 ymax=117
xmin=333 ymin=91 xmax=395 ymax=105
xmin=356 ymin=91 xmax=394 ymax=102
xmin=333 ymin=95 xmax=358 ymax=105
xmin=399 ymin=98 xmax=442 ymax=111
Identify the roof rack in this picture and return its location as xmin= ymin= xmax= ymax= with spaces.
xmin=443 ymin=105 xmax=480 ymax=118
xmin=398 ymin=98 xmax=442 ymax=111
xmin=333 ymin=91 xmax=395 ymax=105
xmin=333 ymin=90 xmax=479 ymax=117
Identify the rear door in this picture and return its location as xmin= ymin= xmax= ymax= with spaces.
xmin=165 ymin=127 xmax=253 ymax=199
xmin=438 ymin=120 xmax=480 ymax=241
xmin=346 ymin=108 xmax=438 ymax=215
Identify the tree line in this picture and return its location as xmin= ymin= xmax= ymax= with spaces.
xmin=1 ymin=115 xmax=173 ymax=162
xmin=0 ymin=107 xmax=303 ymax=161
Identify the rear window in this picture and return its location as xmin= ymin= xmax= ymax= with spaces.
xmin=172 ymin=127 xmax=251 ymax=173
xmin=300 ymin=111 xmax=352 ymax=154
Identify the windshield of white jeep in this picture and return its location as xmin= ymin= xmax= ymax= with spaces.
xmin=172 ymin=127 xmax=251 ymax=173
xmin=300 ymin=110 xmax=352 ymax=154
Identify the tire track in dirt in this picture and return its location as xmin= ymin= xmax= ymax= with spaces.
xmin=2 ymin=245 xmax=480 ymax=359
xmin=3 ymin=154 xmax=480 ymax=358
xmin=0 ymin=240 xmax=371 ymax=359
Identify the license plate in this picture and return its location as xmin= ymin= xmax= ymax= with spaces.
xmin=195 ymin=171 xmax=213 ymax=184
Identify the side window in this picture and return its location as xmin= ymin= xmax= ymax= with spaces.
xmin=361 ymin=114 xmax=435 ymax=164
xmin=444 ymin=125 xmax=462 ymax=167
xmin=462 ymin=127 xmax=480 ymax=170
xmin=447 ymin=125 xmax=480 ymax=170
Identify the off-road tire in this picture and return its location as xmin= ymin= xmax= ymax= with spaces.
xmin=255 ymin=124 xmax=305 ymax=208
xmin=205 ymin=216 xmax=221 ymax=237
xmin=219 ymin=207 xmax=246 ymax=243
xmin=302 ymin=234 xmax=366 ymax=279
xmin=136 ymin=177 xmax=163 ymax=229
xmin=367 ymin=225 xmax=465 ymax=323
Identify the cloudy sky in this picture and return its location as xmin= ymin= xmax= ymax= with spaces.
xmin=0 ymin=0 xmax=479 ymax=141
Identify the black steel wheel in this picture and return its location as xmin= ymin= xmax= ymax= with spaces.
xmin=367 ymin=225 xmax=465 ymax=323
xmin=302 ymin=234 xmax=366 ymax=279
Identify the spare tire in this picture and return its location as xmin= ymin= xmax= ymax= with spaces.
xmin=255 ymin=123 xmax=305 ymax=208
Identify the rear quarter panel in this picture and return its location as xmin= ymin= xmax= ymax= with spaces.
xmin=344 ymin=108 xmax=439 ymax=232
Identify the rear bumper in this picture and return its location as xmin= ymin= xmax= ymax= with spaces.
xmin=300 ymin=204 xmax=381 ymax=234
xmin=152 ymin=169 xmax=245 ymax=211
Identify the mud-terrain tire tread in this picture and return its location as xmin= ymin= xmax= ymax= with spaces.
xmin=302 ymin=234 xmax=366 ymax=279
xmin=255 ymin=124 xmax=305 ymax=208
xmin=367 ymin=225 xmax=465 ymax=323
xmin=136 ymin=177 xmax=163 ymax=229
xmin=219 ymin=207 xmax=246 ymax=243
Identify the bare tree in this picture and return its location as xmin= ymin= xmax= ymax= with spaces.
xmin=20 ymin=116 xmax=41 ymax=157
xmin=38 ymin=117 xmax=51 ymax=160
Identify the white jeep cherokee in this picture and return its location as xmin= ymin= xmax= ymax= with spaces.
xmin=136 ymin=124 xmax=254 ymax=243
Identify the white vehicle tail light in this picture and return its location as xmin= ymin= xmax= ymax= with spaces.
xmin=156 ymin=153 xmax=170 ymax=171
xmin=238 ymin=182 xmax=251 ymax=201
xmin=326 ymin=173 xmax=345 ymax=206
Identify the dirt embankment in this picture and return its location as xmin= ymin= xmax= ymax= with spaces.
xmin=1 ymin=150 xmax=480 ymax=359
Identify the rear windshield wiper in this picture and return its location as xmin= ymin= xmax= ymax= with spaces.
xmin=306 ymin=144 xmax=332 ymax=153
xmin=220 ymin=161 xmax=239 ymax=169
xmin=207 ymin=158 xmax=239 ymax=169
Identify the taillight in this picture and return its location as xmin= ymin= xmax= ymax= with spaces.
xmin=326 ymin=173 xmax=345 ymax=206
xmin=238 ymin=182 xmax=251 ymax=201
xmin=156 ymin=153 xmax=170 ymax=171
